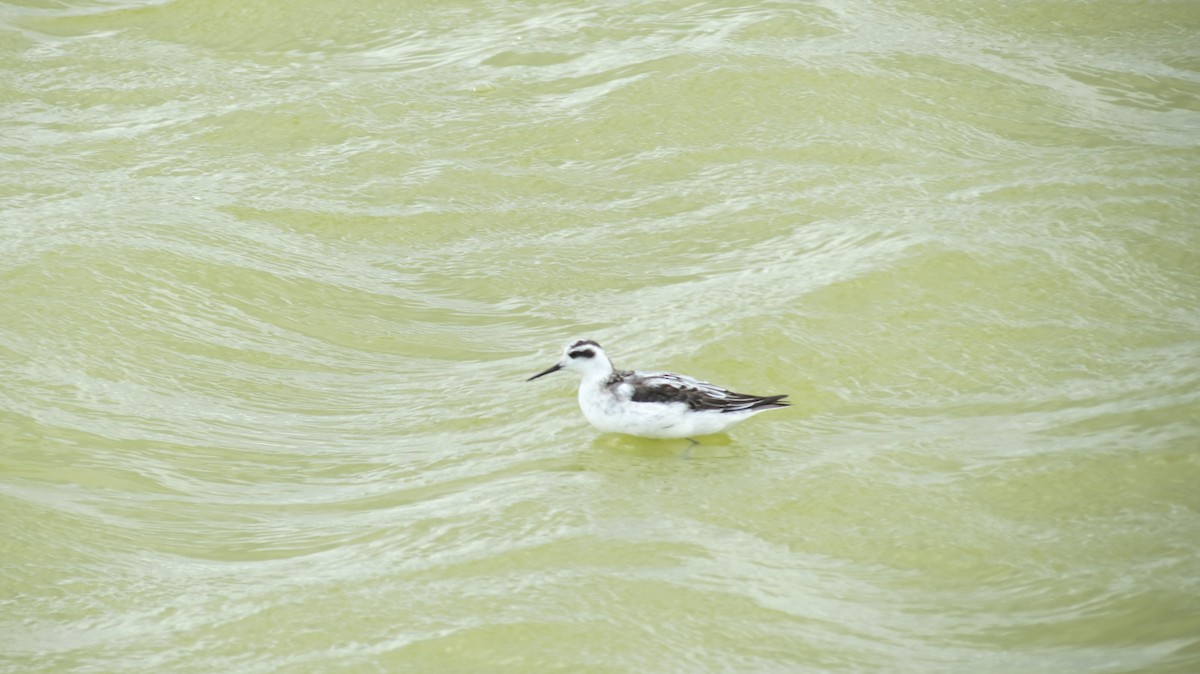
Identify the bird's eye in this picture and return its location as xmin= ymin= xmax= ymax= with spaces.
xmin=568 ymin=349 xmax=595 ymax=359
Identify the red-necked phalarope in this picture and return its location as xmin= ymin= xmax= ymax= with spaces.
xmin=527 ymin=339 xmax=789 ymax=439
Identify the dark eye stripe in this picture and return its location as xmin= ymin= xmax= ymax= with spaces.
xmin=568 ymin=349 xmax=595 ymax=359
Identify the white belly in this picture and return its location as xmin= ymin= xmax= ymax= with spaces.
xmin=577 ymin=381 xmax=752 ymax=439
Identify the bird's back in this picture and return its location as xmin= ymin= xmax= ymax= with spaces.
xmin=614 ymin=370 xmax=789 ymax=413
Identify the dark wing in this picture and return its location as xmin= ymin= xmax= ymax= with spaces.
xmin=619 ymin=371 xmax=788 ymax=413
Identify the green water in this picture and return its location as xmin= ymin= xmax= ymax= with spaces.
xmin=2 ymin=0 xmax=1199 ymax=671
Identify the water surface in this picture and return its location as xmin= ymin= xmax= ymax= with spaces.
xmin=2 ymin=0 xmax=1198 ymax=671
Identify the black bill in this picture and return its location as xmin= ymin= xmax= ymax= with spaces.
xmin=527 ymin=363 xmax=563 ymax=381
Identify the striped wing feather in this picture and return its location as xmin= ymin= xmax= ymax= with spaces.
xmin=618 ymin=371 xmax=788 ymax=413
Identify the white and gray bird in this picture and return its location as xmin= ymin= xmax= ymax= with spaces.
xmin=527 ymin=339 xmax=788 ymax=439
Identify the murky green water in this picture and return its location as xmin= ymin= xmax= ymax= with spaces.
xmin=2 ymin=0 xmax=1198 ymax=671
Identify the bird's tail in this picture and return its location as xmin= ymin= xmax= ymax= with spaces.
xmin=724 ymin=394 xmax=789 ymax=413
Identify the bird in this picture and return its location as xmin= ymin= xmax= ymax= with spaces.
xmin=527 ymin=339 xmax=788 ymax=439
